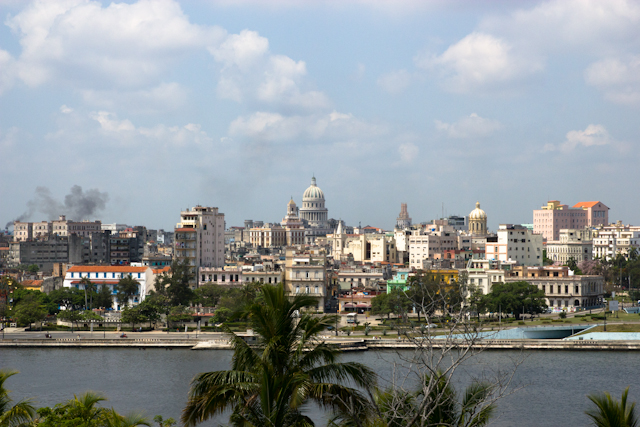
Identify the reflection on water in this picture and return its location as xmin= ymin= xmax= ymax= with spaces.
xmin=1 ymin=348 xmax=637 ymax=426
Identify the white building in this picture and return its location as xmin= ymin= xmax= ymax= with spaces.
xmin=465 ymin=259 xmax=506 ymax=295
xmin=546 ymin=228 xmax=593 ymax=263
xmin=299 ymin=176 xmax=332 ymax=244
xmin=63 ymin=265 xmax=155 ymax=310
xmin=485 ymin=224 xmax=543 ymax=266
xmin=174 ymin=206 xmax=225 ymax=289
xmin=592 ymin=223 xmax=640 ymax=260
xmin=408 ymin=225 xmax=458 ymax=269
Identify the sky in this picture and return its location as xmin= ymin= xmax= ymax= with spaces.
xmin=1 ymin=0 xmax=640 ymax=232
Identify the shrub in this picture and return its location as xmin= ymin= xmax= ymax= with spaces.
xmin=518 ymin=321 xmax=525 ymax=325
xmin=559 ymin=312 xmax=567 ymax=319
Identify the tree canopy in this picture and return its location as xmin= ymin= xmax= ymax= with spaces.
xmin=482 ymin=281 xmax=547 ymax=320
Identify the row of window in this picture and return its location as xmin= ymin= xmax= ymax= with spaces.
xmin=70 ymin=272 xmax=142 ymax=279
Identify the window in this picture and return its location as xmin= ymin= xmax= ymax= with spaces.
xmin=565 ymin=285 xmax=569 ymax=294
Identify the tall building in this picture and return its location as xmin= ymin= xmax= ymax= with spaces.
xmin=396 ymin=203 xmax=412 ymax=228
xmin=174 ymin=206 xmax=225 ymax=288
xmin=533 ymin=200 xmax=609 ymax=241
xmin=545 ymin=228 xmax=593 ymax=263
xmin=485 ymin=224 xmax=543 ymax=266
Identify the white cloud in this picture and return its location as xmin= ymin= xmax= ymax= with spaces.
xmin=585 ymin=56 xmax=640 ymax=105
xmin=416 ymin=32 xmax=542 ymax=93
xmin=89 ymin=110 xmax=211 ymax=148
xmin=434 ymin=113 xmax=502 ymax=138
xmin=228 ymin=110 xmax=386 ymax=142
xmin=81 ymin=82 xmax=188 ymax=112
xmin=60 ymin=105 xmax=73 ymax=114
xmin=544 ymin=124 xmax=612 ymax=153
xmin=6 ymin=0 xmax=224 ymax=88
xmin=481 ymin=0 xmax=640 ymax=55
xmin=210 ymin=29 xmax=330 ymax=110
xmin=377 ymin=69 xmax=412 ymax=95
xmin=398 ymin=142 xmax=419 ymax=163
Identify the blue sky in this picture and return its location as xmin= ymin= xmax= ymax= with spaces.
xmin=1 ymin=0 xmax=639 ymax=231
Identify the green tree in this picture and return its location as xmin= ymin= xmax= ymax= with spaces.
xmin=12 ymin=294 xmax=46 ymax=329
xmin=26 ymin=264 xmax=39 ymax=274
xmin=80 ymin=276 xmax=94 ymax=311
xmin=152 ymin=415 xmax=176 ymax=427
xmin=371 ymin=292 xmax=392 ymax=319
xmin=194 ymin=284 xmax=224 ymax=307
xmin=57 ymin=309 xmax=84 ymax=332
xmin=138 ymin=299 xmax=162 ymax=328
xmin=166 ymin=260 xmax=195 ymax=306
xmin=329 ymin=370 xmax=496 ymax=427
xmin=467 ymin=285 xmax=487 ymax=322
xmin=37 ymin=391 xmax=109 ymax=427
xmin=585 ymin=386 xmax=638 ymax=427
xmin=50 ymin=288 xmax=85 ymax=311
xmin=181 ymin=283 xmax=376 ymax=427
xmin=387 ymin=288 xmax=413 ymax=322
xmin=482 ymin=281 xmax=547 ymax=320
xmin=0 ymin=370 xmax=36 ymax=426
xmin=116 ymin=276 xmax=140 ymax=309
xmin=166 ymin=306 xmax=192 ymax=330
xmin=121 ymin=306 xmax=147 ymax=331
xmin=94 ymin=284 xmax=114 ymax=310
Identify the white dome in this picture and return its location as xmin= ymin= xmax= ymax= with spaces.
xmin=469 ymin=201 xmax=487 ymax=220
xmin=303 ymin=177 xmax=325 ymax=200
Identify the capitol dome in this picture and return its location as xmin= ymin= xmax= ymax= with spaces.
xmin=303 ymin=176 xmax=325 ymax=200
xmin=469 ymin=202 xmax=487 ymax=220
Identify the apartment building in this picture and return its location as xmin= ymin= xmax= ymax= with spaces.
xmin=545 ymin=228 xmax=593 ymax=263
xmin=408 ymin=225 xmax=458 ymax=269
xmin=485 ymin=224 xmax=543 ymax=266
xmin=174 ymin=206 xmax=225 ymax=289
xmin=533 ymin=200 xmax=608 ymax=241
xmin=284 ymin=247 xmax=327 ymax=312
xmin=592 ymin=222 xmax=640 ymax=260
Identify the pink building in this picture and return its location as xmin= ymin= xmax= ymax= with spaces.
xmin=533 ymin=200 xmax=609 ymax=241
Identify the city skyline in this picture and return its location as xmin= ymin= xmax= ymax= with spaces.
xmin=1 ymin=0 xmax=638 ymax=230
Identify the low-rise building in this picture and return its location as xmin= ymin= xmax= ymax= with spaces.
xmin=62 ymin=265 xmax=155 ymax=310
xmin=504 ymin=265 xmax=603 ymax=311
xmin=545 ymin=228 xmax=593 ymax=263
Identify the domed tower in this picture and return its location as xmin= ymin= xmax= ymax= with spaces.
xmin=299 ymin=176 xmax=328 ymax=228
xmin=469 ymin=201 xmax=488 ymax=235
xmin=281 ymin=197 xmax=303 ymax=229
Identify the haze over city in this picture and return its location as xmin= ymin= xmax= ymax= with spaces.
xmin=1 ymin=0 xmax=639 ymax=230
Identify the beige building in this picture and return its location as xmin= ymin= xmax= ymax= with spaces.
xmin=533 ymin=200 xmax=608 ymax=241
xmin=545 ymin=228 xmax=593 ymax=263
xmin=505 ymin=265 xmax=603 ymax=310
xmin=485 ymin=224 xmax=543 ymax=266
xmin=284 ymin=247 xmax=327 ymax=312
xmin=174 ymin=206 xmax=225 ymax=288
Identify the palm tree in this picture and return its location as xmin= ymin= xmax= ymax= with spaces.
xmin=329 ymin=371 xmax=496 ymax=427
xmin=117 ymin=276 xmax=140 ymax=309
xmin=586 ymin=387 xmax=638 ymax=427
xmin=80 ymin=276 xmax=94 ymax=311
xmin=182 ymin=283 xmax=376 ymax=427
xmin=105 ymin=409 xmax=151 ymax=427
xmin=0 ymin=370 xmax=35 ymax=427
xmin=65 ymin=391 xmax=110 ymax=424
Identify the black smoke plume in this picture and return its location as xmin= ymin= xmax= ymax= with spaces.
xmin=5 ymin=185 xmax=109 ymax=228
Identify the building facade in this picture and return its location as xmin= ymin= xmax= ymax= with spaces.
xmin=284 ymin=247 xmax=327 ymax=312
xmin=174 ymin=206 xmax=225 ymax=288
xmin=545 ymin=228 xmax=593 ymax=263
xmin=485 ymin=224 xmax=543 ymax=266
xmin=533 ymin=200 xmax=609 ymax=241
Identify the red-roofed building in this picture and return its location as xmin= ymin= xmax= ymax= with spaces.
xmin=63 ymin=265 xmax=155 ymax=310
xmin=533 ymin=200 xmax=609 ymax=241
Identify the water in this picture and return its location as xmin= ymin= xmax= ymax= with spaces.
xmin=1 ymin=348 xmax=637 ymax=426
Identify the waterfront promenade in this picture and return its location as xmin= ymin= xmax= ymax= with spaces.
xmin=4 ymin=327 xmax=640 ymax=351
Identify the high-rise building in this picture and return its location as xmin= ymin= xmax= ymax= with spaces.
xmin=174 ymin=206 xmax=225 ymax=288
